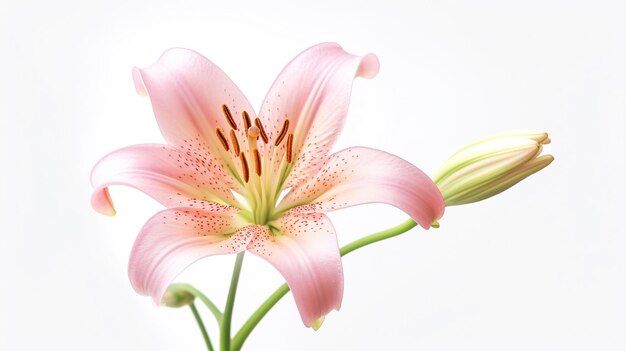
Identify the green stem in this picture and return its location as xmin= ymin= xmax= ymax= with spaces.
xmin=231 ymin=218 xmax=418 ymax=351
xmin=232 ymin=284 xmax=290 ymax=351
xmin=170 ymin=282 xmax=223 ymax=323
xmin=221 ymin=252 xmax=245 ymax=351
xmin=190 ymin=303 xmax=215 ymax=351
xmin=339 ymin=219 xmax=417 ymax=256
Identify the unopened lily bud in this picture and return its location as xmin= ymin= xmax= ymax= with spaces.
xmin=161 ymin=284 xmax=195 ymax=308
xmin=433 ymin=131 xmax=554 ymax=206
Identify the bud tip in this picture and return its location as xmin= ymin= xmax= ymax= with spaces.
xmin=161 ymin=285 xmax=195 ymax=308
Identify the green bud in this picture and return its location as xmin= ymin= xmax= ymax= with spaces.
xmin=433 ymin=131 xmax=554 ymax=206
xmin=161 ymin=284 xmax=196 ymax=308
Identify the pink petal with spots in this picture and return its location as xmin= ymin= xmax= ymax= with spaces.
xmin=258 ymin=43 xmax=379 ymax=184
xmin=133 ymin=48 xmax=256 ymax=175
xmin=247 ymin=212 xmax=343 ymax=327
xmin=279 ymin=147 xmax=445 ymax=229
xmin=90 ymin=144 xmax=240 ymax=215
xmin=128 ymin=207 xmax=252 ymax=303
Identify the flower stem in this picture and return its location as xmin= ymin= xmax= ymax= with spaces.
xmin=190 ymin=303 xmax=215 ymax=351
xmin=221 ymin=252 xmax=245 ymax=351
xmin=231 ymin=284 xmax=290 ymax=351
xmin=339 ymin=219 xmax=417 ymax=256
xmin=231 ymin=218 xmax=418 ymax=351
xmin=170 ymin=282 xmax=223 ymax=323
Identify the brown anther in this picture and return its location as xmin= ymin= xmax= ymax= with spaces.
xmin=230 ymin=129 xmax=240 ymax=157
xmin=286 ymin=133 xmax=294 ymax=163
xmin=222 ymin=104 xmax=238 ymax=130
xmin=239 ymin=153 xmax=250 ymax=183
xmin=253 ymin=148 xmax=262 ymax=176
xmin=254 ymin=118 xmax=269 ymax=144
xmin=274 ymin=119 xmax=290 ymax=146
xmin=215 ymin=128 xmax=229 ymax=151
xmin=242 ymin=111 xmax=251 ymax=132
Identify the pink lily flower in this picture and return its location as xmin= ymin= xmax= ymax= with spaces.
xmin=90 ymin=43 xmax=445 ymax=327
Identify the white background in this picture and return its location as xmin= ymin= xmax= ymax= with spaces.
xmin=1 ymin=0 xmax=625 ymax=350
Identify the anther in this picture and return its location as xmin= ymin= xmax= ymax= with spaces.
xmin=242 ymin=111 xmax=251 ymax=132
xmin=222 ymin=104 xmax=238 ymax=130
xmin=239 ymin=153 xmax=250 ymax=183
xmin=215 ymin=128 xmax=229 ymax=151
xmin=230 ymin=129 xmax=240 ymax=157
xmin=286 ymin=133 xmax=294 ymax=163
xmin=254 ymin=118 xmax=269 ymax=144
xmin=274 ymin=119 xmax=290 ymax=146
xmin=253 ymin=148 xmax=262 ymax=176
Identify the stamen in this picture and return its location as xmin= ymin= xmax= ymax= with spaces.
xmin=215 ymin=128 xmax=229 ymax=151
xmin=253 ymin=148 xmax=262 ymax=176
xmin=222 ymin=104 xmax=238 ymax=130
xmin=230 ymin=129 xmax=240 ymax=157
xmin=242 ymin=111 xmax=251 ymax=132
xmin=239 ymin=153 xmax=250 ymax=183
xmin=274 ymin=119 xmax=290 ymax=146
xmin=254 ymin=118 xmax=269 ymax=144
xmin=286 ymin=133 xmax=294 ymax=163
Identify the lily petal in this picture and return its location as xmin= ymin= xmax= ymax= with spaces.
xmin=279 ymin=147 xmax=445 ymax=229
xmin=258 ymin=43 xmax=379 ymax=185
xmin=90 ymin=144 xmax=239 ymax=215
xmin=247 ymin=212 xmax=343 ymax=327
xmin=133 ymin=48 xmax=256 ymax=179
xmin=128 ymin=206 xmax=253 ymax=303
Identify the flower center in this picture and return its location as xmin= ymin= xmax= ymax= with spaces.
xmin=216 ymin=104 xmax=294 ymax=225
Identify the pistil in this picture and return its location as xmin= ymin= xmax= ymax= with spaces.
xmin=217 ymin=104 xmax=295 ymax=224
xmin=253 ymin=149 xmax=262 ymax=176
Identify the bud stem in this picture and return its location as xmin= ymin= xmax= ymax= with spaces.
xmin=168 ymin=283 xmax=223 ymax=323
xmin=190 ymin=303 xmax=215 ymax=351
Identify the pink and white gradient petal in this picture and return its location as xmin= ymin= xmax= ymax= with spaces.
xmin=90 ymin=144 xmax=240 ymax=215
xmin=258 ymin=43 xmax=380 ymax=184
xmin=247 ymin=212 xmax=343 ymax=327
xmin=133 ymin=48 xmax=257 ymax=172
xmin=279 ymin=147 xmax=445 ymax=229
xmin=128 ymin=207 xmax=254 ymax=304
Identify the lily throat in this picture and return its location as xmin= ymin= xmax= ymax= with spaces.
xmin=216 ymin=104 xmax=293 ymax=225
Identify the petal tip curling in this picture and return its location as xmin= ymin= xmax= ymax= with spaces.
xmin=357 ymin=53 xmax=380 ymax=79
xmin=132 ymin=67 xmax=148 ymax=96
xmin=91 ymin=188 xmax=117 ymax=216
